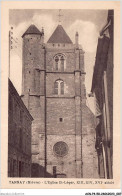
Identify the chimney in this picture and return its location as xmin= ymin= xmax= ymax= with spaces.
xmin=75 ymin=31 xmax=79 ymax=49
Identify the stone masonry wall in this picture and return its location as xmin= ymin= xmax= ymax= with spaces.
xmin=46 ymin=134 xmax=81 ymax=178
xmin=46 ymin=73 xmax=75 ymax=97
xmin=46 ymin=49 xmax=75 ymax=72
xmin=46 ymin=98 xmax=75 ymax=135
xmin=8 ymin=81 xmax=32 ymax=177
xmin=22 ymin=31 xmax=98 ymax=178
xmin=22 ymin=34 xmax=46 ymax=173
xmin=82 ymin=104 xmax=99 ymax=178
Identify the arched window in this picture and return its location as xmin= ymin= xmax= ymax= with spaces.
xmin=60 ymin=56 xmax=64 ymax=71
xmin=54 ymin=81 xmax=58 ymax=94
xmin=54 ymin=80 xmax=64 ymax=95
xmin=55 ymin=56 xmax=59 ymax=71
xmin=60 ymin=82 xmax=64 ymax=94
xmin=54 ymin=54 xmax=66 ymax=71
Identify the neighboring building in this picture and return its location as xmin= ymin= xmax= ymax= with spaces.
xmin=8 ymin=79 xmax=33 ymax=177
xmin=21 ymin=24 xmax=98 ymax=178
xmin=91 ymin=10 xmax=113 ymax=179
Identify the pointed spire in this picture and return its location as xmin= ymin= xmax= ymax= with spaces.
xmin=22 ymin=24 xmax=42 ymax=38
xmin=42 ymin=27 xmax=44 ymax=35
xmin=75 ymin=31 xmax=79 ymax=49
xmin=47 ymin=25 xmax=72 ymax=44
xmin=41 ymin=27 xmax=44 ymax=43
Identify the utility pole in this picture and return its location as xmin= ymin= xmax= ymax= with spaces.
xmin=9 ymin=27 xmax=13 ymax=78
xmin=9 ymin=30 xmax=10 ymax=78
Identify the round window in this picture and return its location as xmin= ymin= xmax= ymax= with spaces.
xmin=53 ymin=141 xmax=68 ymax=157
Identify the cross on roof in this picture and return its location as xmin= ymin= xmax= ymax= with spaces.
xmin=58 ymin=9 xmax=63 ymax=24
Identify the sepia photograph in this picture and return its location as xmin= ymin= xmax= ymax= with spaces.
xmin=0 ymin=1 xmax=121 ymax=191
xmin=8 ymin=8 xmax=113 ymax=179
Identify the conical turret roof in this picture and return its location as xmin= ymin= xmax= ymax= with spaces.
xmin=47 ymin=25 xmax=72 ymax=44
xmin=22 ymin=24 xmax=42 ymax=38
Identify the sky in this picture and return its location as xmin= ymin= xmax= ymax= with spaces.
xmin=9 ymin=9 xmax=108 ymax=113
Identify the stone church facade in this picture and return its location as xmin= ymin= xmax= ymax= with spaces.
xmin=21 ymin=24 xmax=98 ymax=178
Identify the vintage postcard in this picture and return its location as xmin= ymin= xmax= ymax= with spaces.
xmin=1 ymin=1 xmax=121 ymax=190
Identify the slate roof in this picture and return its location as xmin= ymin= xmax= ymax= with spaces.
xmin=22 ymin=24 xmax=42 ymax=38
xmin=47 ymin=25 xmax=72 ymax=44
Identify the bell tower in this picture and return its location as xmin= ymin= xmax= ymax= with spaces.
xmin=45 ymin=24 xmax=84 ymax=178
xmin=22 ymin=23 xmax=98 ymax=178
xmin=22 ymin=24 xmax=46 ymax=177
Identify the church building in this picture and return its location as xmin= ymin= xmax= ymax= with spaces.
xmin=21 ymin=23 xmax=98 ymax=178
